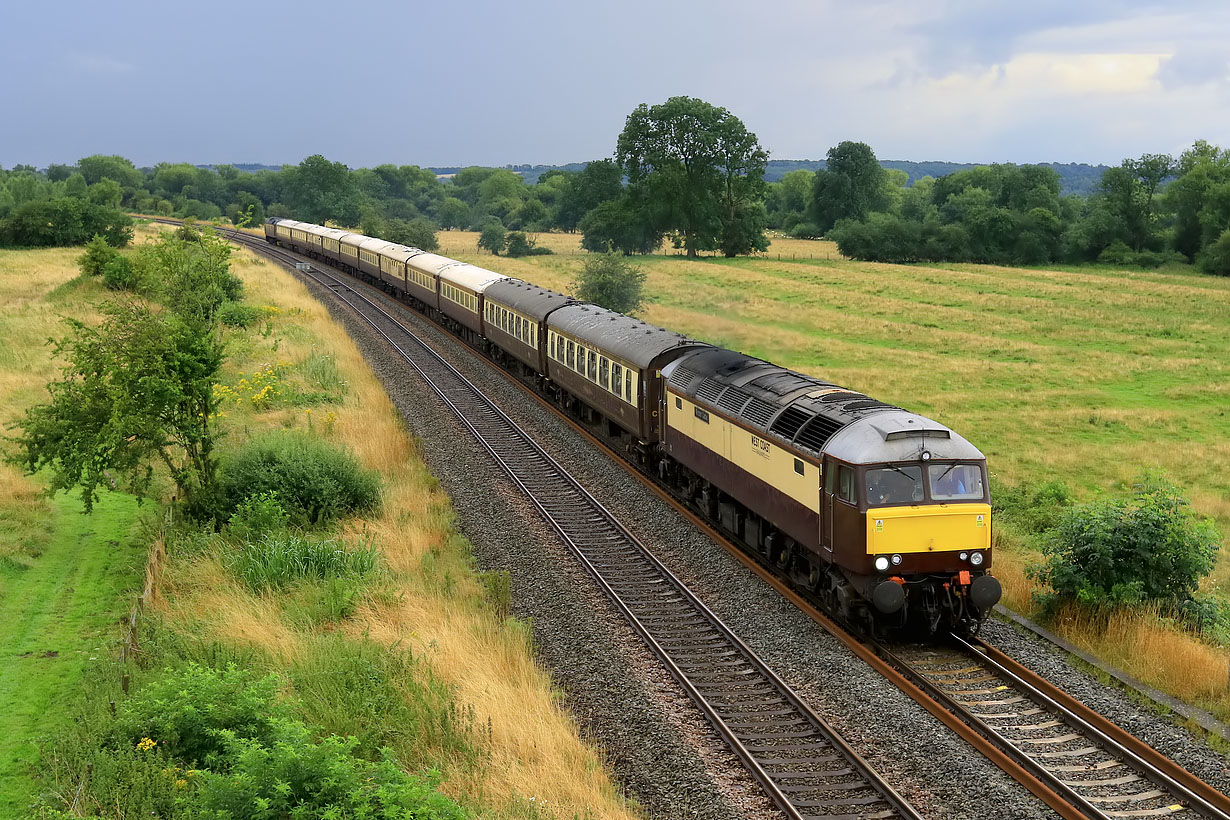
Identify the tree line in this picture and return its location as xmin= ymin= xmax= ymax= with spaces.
xmin=4 ymin=99 xmax=1229 ymax=274
xmin=769 ymin=140 xmax=1230 ymax=274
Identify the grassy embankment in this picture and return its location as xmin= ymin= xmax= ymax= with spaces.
xmin=2 ymin=227 xmax=641 ymax=819
xmin=435 ymin=229 xmax=1230 ymax=725
xmin=0 ymin=245 xmax=149 ymax=815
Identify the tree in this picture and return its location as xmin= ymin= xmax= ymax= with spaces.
xmin=571 ymin=251 xmax=647 ymax=314
xmin=436 ymin=197 xmax=470 ymax=230
xmin=1199 ymin=227 xmax=1230 ymax=275
xmin=1098 ymin=153 xmax=1175 ymax=252
xmin=1029 ymin=472 xmax=1219 ymax=611
xmin=477 ymin=221 xmax=507 ymax=255
xmin=281 ymin=155 xmax=363 ymax=225
xmin=580 ymin=196 xmax=662 ymax=255
xmin=382 ymin=217 xmax=439 ymax=251
xmin=766 ymin=169 xmax=814 ymax=230
xmin=556 ymin=159 xmax=624 ymax=231
xmin=1168 ymin=140 xmax=1230 ymax=260
xmin=11 ymin=300 xmax=223 ymax=514
xmin=77 ymin=154 xmax=142 ymax=188
xmin=809 ymin=141 xmax=889 ymax=233
xmin=616 ymin=96 xmax=768 ymax=257
xmin=0 ymin=198 xmax=132 ymax=248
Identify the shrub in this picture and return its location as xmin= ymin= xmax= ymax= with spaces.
xmin=190 ymin=725 xmax=466 ymax=820
xmin=571 ymin=251 xmax=647 ymax=315
xmin=78 ymin=233 xmax=119 ymax=276
xmin=226 ymin=491 xmax=290 ymax=542
xmin=218 ymin=432 xmax=381 ymax=524
xmin=227 ymin=530 xmax=377 ymax=591
xmin=1200 ymin=227 xmax=1230 ymax=276
xmin=788 ymin=222 xmax=824 ymax=239
xmin=0 ymin=196 xmax=132 ymax=247
xmin=216 ymin=300 xmax=263 ymax=328
xmin=992 ymin=479 xmax=1074 ymax=537
xmin=1030 ymin=472 xmax=1220 ymax=612
xmin=477 ymin=221 xmax=506 ymax=255
xmin=108 ymin=664 xmax=287 ymax=770
xmin=101 ymin=255 xmax=139 ymax=290
xmin=504 ymin=231 xmax=553 ymax=258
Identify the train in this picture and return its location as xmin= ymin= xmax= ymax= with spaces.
xmin=265 ymin=217 xmax=1002 ymax=634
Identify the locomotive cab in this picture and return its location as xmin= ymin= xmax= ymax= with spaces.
xmin=821 ymin=413 xmax=1002 ymax=632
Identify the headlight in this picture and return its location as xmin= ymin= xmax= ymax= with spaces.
xmin=969 ymin=551 xmax=985 ymax=566
xmin=874 ymin=556 xmax=890 ymax=572
xmin=959 ymin=552 xmax=969 ymax=561
xmin=891 ymin=553 xmax=903 ymax=566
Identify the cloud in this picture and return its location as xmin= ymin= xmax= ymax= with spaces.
xmin=72 ymin=53 xmax=135 ymax=74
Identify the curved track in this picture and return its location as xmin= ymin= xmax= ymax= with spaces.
xmin=216 ymin=227 xmax=922 ymax=820
xmin=182 ymin=221 xmax=1230 ymax=820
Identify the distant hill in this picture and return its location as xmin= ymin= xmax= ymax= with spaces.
xmin=427 ymin=159 xmax=1109 ymax=196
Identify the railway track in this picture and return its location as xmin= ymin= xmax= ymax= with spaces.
xmin=184 ymin=221 xmax=1230 ymax=820
xmin=215 ymin=227 xmax=921 ymax=820
xmin=879 ymin=635 xmax=1230 ymax=820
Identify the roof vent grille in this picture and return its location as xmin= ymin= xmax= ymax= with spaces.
xmin=795 ymin=416 xmax=844 ymax=452
xmin=769 ymin=406 xmax=812 ymax=439
xmin=743 ymin=398 xmax=776 ymax=427
xmin=716 ymin=388 xmax=751 ymax=414
xmin=696 ymin=378 xmax=725 ymax=403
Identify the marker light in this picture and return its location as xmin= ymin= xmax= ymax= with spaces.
xmin=921 ymin=450 xmax=932 ymax=462
xmin=891 ymin=554 xmax=903 ymax=566
xmin=969 ymin=551 xmax=985 ymax=566
xmin=874 ymin=556 xmax=890 ymax=572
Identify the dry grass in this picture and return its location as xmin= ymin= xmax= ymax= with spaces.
xmin=155 ymin=241 xmax=639 ymax=819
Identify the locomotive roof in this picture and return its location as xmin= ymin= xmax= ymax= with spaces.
xmin=484 ymin=279 xmax=577 ymax=320
xmin=663 ymin=347 xmax=916 ymax=459
xmin=824 ymin=412 xmax=984 ymax=465
xmin=549 ymin=304 xmax=708 ymax=368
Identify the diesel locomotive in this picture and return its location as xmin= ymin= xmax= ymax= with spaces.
xmin=266 ymin=217 xmax=1002 ymax=633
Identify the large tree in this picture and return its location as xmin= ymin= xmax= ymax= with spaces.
xmin=809 ymin=141 xmax=889 ymax=233
xmin=615 ymin=96 xmax=767 ymax=257
xmin=281 ymin=155 xmax=363 ymax=226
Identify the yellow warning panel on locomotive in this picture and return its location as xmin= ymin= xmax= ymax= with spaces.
xmin=865 ymin=503 xmax=992 ymax=554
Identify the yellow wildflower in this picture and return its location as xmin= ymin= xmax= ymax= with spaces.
xmin=136 ymin=737 xmax=156 ymax=752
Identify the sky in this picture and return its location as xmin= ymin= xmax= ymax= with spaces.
xmin=2 ymin=0 xmax=1229 ymax=170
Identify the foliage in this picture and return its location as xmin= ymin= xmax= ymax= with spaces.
xmin=1030 ymin=473 xmax=1220 ymax=611
xmin=149 ymin=228 xmax=242 ymax=326
xmin=1199 ymin=227 xmax=1230 ymax=275
xmin=216 ymin=300 xmax=264 ymax=328
xmin=217 ymin=431 xmax=380 ymax=525
xmin=109 ymin=664 xmax=288 ymax=770
xmin=78 ymin=234 xmax=119 ymax=276
xmin=101 ymin=255 xmax=139 ymax=291
xmin=10 ymin=299 xmax=222 ymax=514
xmin=477 ymin=221 xmax=507 ymax=255
xmin=571 ymin=251 xmax=647 ymax=315
xmin=0 ymin=197 xmax=132 ymax=248
xmin=226 ymin=530 xmax=377 ymax=592
xmin=809 ymin=141 xmax=890 ymax=233
xmin=189 ymin=726 xmax=465 ymax=820
xmin=579 ymin=196 xmax=662 ymax=255
xmin=616 ymin=96 xmax=768 ymax=257
xmin=992 ymin=479 xmax=1075 ymax=538
xmin=226 ymin=491 xmax=291 ymax=543
xmin=504 ymin=231 xmax=552 ymax=257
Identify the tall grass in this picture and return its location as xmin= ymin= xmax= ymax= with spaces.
xmin=227 ymin=530 xmax=377 ymax=592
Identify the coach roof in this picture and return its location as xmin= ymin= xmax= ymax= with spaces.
xmin=549 ymin=303 xmax=708 ymax=368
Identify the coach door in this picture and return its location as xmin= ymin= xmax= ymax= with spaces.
xmin=822 ymin=459 xmax=835 ymax=554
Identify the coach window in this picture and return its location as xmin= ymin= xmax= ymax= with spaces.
xmin=567 ymin=340 xmax=575 ymax=369
xmin=612 ymin=363 xmax=623 ymax=396
xmin=627 ymin=373 xmax=635 ymax=404
xmin=599 ymin=357 xmax=609 ymax=390
xmin=587 ymin=350 xmax=597 ymax=381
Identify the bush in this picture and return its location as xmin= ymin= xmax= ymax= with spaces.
xmin=571 ymin=251 xmax=647 ymax=315
xmin=101 ymin=255 xmax=139 ymax=290
xmin=993 ymin=479 xmax=1074 ymax=536
xmin=191 ymin=725 xmax=466 ymax=820
xmin=216 ymin=300 xmax=263 ymax=328
xmin=0 ymin=196 xmax=132 ymax=247
xmin=477 ymin=221 xmax=506 ymax=255
xmin=504 ymin=231 xmax=553 ymax=258
xmin=109 ymin=664 xmax=288 ymax=770
xmin=219 ymin=432 xmax=381 ymax=525
xmin=227 ymin=530 xmax=377 ymax=592
xmin=1030 ymin=472 xmax=1220 ymax=612
xmin=226 ymin=491 xmax=290 ymax=542
xmin=787 ymin=222 xmax=824 ymax=239
xmin=78 ymin=234 xmax=119 ymax=276
xmin=1199 ymin=227 xmax=1230 ymax=276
